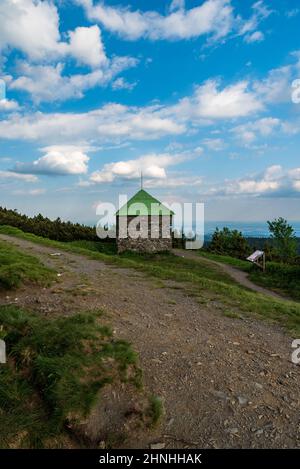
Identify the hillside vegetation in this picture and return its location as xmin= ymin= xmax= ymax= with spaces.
xmin=0 ymin=240 xmax=55 ymax=289
xmin=0 ymin=206 xmax=99 ymax=242
xmin=204 ymin=223 xmax=300 ymax=302
xmin=198 ymin=250 xmax=300 ymax=301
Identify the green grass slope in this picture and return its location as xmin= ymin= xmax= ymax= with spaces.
xmin=0 ymin=239 xmax=55 ymax=289
xmin=198 ymin=249 xmax=300 ymax=302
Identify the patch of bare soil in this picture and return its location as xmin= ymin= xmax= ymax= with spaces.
xmin=1 ymin=234 xmax=300 ymax=449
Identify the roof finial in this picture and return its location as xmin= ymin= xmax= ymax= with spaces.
xmin=141 ymin=170 xmax=143 ymax=190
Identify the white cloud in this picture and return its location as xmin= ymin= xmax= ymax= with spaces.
xmin=0 ymin=2 xmax=139 ymax=103
xmin=78 ymin=0 xmax=272 ymax=44
xmin=0 ymin=1 xmax=108 ymax=67
xmin=244 ymin=30 xmax=265 ymax=43
xmin=0 ymin=74 xmax=283 ymax=145
xmin=10 ymin=57 xmax=138 ymax=103
xmin=0 ymin=103 xmax=185 ymax=143
xmin=202 ymin=138 xmax=225 ymax=151
xmin=14 ymin=146 xmax=90 ymax=175
xmin=232 ymin=117 xmax=281 ymax=144
xmin=67 ymin=25 xmax=107 ymax=68
xmin=0 ymin=98 xmax=19 ymax=111
xmin=0 ymin=0 xmax=63 ymax=60
xmin=210 ymin=165 xmax=300 ymax=197
xmin=77 ymin=0 xmax=235 ymax=41
xmin=112 ymin=77 xmax=137 ymax=91
xmin=253 ymin=65 xmax=293 ymax=104
xmin=89 ymin=149 xmax=201 ymax=184
xmin=238 ymin=1 xmax=272 ymax=37
xmin=169 ymin=0 xmax=185 ymax=12
xmin=0 ymin=170 xmax=37 ymax=182
xmin=172 ymin=80 xmax=263 ymax=119
xmin=227 ymin=179 xmax=280 ymax=195
xmin=264 ymin=165 xmax=283 ymax=181
xmin=293 ymin=180 xmax=300 ymax=191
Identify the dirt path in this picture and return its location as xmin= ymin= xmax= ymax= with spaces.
xmin=174 ymin=249 xmax=284 ymax=300
xmin=1 ymin=234 xmax=300 ymax=449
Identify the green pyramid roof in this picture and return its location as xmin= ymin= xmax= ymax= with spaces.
xmin=116 ymin=189 xmax=174 ymax=216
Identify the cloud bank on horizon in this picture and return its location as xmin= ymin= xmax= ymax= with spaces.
xmin=0 ymin=0 xmax=300 ymax=222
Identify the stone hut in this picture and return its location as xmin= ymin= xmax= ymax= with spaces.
xmin=116 ymin=189 xmax=174 ymax=253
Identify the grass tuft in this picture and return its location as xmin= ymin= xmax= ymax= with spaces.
xmin=0 ymin=240 xmax=55 ymax=289
xmin=147 ymin=395 xmax=163 ymax=426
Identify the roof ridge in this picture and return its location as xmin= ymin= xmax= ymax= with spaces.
xmin=116 ymin=189 xmax=174 ymax=216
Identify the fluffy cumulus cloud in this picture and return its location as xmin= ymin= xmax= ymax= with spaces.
xmin=171 ymin=80 xmax=263 ymax=120
xmin=0 ymin=0 xmax=62 ymax=60
xmin=77 ymin=0 xmax=235 ymax=41
xmin=0 ymin=98 xmax=19 ymax=111
xmin=4 ymin=56 xmax=298 ymax=150
xmin=67 ymin=25 xmax=107 ymax=68
xmin=0 ymin=0 xmax=276 ymax=108
xmin=13 ymin=146 xmax=90 ymax=175
xmin=0 ymin=1 xmax=139 ymax=104
xmin=89 ymin=149 xmax=202 ymax=184
xmin=77 ymin=0 xmax=272 ymax=43
xmin=0 ymin=103 xmax=185 ymax=143
xmin=0 ymin=1 xmax=107 ymax=67
xmin=9 ymin=57 xmax=138 ymax=103
xmin=0 ymin=75 xmax=270 ymax=143
xmin=210 ymin=165 xmax=300 ymax=197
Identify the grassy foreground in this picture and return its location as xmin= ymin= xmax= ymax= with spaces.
xmin=198 ymin=250 xmax=251 ymax=271
xmin=0 ymin=306 xmax=142 ymax=448
xmin=198 ymin=249 xmax=300 ymax=302
xmin=0 ymin=239 xmax=55 ymax=289
xmin=1 ymin=225 xmax=300 ymax=334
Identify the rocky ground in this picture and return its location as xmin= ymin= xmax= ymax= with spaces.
xmin=0 ymin=233 xmax=300 ymax=449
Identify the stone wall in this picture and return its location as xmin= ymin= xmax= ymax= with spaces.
xmin=117 ymin=236 xmax=172 ymax=253
xmin=116 ymin=215 xmax=173 ymax=253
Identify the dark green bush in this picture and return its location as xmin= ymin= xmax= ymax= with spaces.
xmin=208 ymin=227 xmax=250 ymax=259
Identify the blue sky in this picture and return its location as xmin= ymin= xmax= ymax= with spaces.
xmin=0 ymin=0 xmax=300 ymax=224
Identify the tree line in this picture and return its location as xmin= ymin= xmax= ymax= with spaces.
xmin=0 ymin=207 xmax=98 ymax=242
xmin=207 ymin=218 xmax=299 ymax=264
